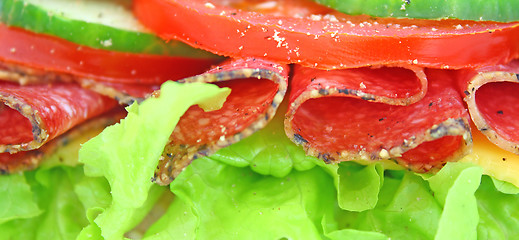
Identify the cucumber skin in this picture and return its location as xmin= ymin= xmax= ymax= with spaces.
xmin=0 ymin=0 xmax=218 ymax=58
xmin=314 ymin=0 xmax=519 ymax=22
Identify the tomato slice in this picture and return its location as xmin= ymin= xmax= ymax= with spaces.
xmin=134 ymin=0 xmax=519 ymax=70
xmin=0 ymin=24 xmax=220 ymax=84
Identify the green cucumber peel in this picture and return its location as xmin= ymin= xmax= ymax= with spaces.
xmin=0 ymin=0 xmax=218 ymax=58
xmin=314 ymin=0 xmax=519 ymax=22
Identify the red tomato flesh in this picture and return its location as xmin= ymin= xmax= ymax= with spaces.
xmin=0 ymin=24 xmax=220 ymax=84
xmin=134 ymin=0 xmax=519 ymax=70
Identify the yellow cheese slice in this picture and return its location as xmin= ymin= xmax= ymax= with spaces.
xmin=461 ymin=125 xmax=519 ymax=188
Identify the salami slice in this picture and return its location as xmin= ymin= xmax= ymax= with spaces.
xmin=78 ymin=79 xmax=160 ymax=105
xmin=0 ymin=61 xmax=75 ymax=85
xmin=153 ymin=58 xmax=289 ymax=185
xmin=0 ymin=25 xmax=219 ymax=106
xmin=0 ymin=81 xmax=118 ymax=153
xmin=458 ymin=60 xmax=519 ymax=154
xmin=285 ymin=66 xmax=471 ymax=172
xmin=0 ymin=109 xmax=124 ymax=173
xmin=0 ymin=60 xmax=163 ymax=105
xmin=288 ymin=65 xmax=428 ymax=106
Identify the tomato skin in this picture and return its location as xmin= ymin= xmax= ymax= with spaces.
xmin=0 ymin=24 xmax=220 ymax=84
xmin=134 ymin=0 xmax=519 ymax=70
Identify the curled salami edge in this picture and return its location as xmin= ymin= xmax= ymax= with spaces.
xmin=0 ymin=60 xmax=164 ymax=106
xmin=460 ymin=63 xmax=519 ymax=154
xmin=0 ymin=61 xmax=74 ymax=85
xmin=1 ymin=60 xmax=162 ymax=106
xmin=0 ymin=82 xmax=118 ymax=153
xmin=78 ymin=79 xmax=159 ymax=105
xmin=153 ymin=58 xmax=289 ymax=185
xmin=285 ymin=67 xmax=471 ymax=172
xmin=0 ymin=109 xmax=124 ymax=173
xmin=0 ymin=24 xmax=221 ymax=106
xmin=288 ymin=65 xmax=428 ymax=106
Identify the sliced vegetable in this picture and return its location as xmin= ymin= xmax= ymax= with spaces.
xmin=134 ymin=0 xmax=519 ymax=70
xmin=0 ymin=0 xmax=217 ymax=58
xmin=0 ymin=24 xmax=220 ymax=84
xmin=313 ymin=0 xmax=519 ymax=22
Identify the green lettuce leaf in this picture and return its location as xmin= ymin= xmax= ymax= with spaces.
xmin=0 ymin=173 xmax=41 ymax=224
xmin=324 ymin=227 xmax=389 ymax=240
xmin=145 ymin=156 xmax=338 ymax=240
xmin=490 ymin=177 xmax=519 ymax=195
xmin=426 ymin=162 xmax=482 ymax=240
xmin=77 ymin=81 xmax=230 ymax=239
xmin=476 ymin=176 xmax=519 ymax=239
xmin=144 ymin=156 xmax=519 ymax=240
xmin=330 ymin=171 xmax=442 ymax=239
xmin=328 ymin=161 xmax=519 ymax=240
xmin=336 ymin=162 xmax=384 ymax=211
xmin=141 ymin=191 xmax=197 ymax=240
xmin=133 ymin=92 xmax=519 ymax=240
xmin=2 ymin=81 xmax=519 ymax=240
xmin=0 ymin=166 xmax=89 ymax=240
xmin=210 ymin=101 xmax=317 ymax=177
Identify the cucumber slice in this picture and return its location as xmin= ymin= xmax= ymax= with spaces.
xmin=0 ymin=0 xmax=218 ymax=58
xmin=314 ymin=0 xmax=519 ymax=22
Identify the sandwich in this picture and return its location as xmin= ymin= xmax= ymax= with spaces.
xmin=1 ymin=0 xmax=519 ymax=239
